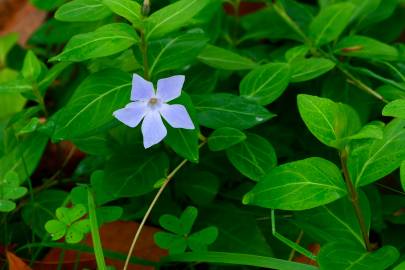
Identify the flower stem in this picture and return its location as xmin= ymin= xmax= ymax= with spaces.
xmin=123 ymin=141 xmax=207 ymax=270
xmin=340 ymin=149 xmax=372 ymax=251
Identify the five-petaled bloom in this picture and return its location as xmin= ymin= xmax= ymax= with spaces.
xmin=113 ymin=74 xmax=195 ymax=148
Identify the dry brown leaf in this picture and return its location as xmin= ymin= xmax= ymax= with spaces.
xmin=6 ymin=251 xmax=32 ymax=270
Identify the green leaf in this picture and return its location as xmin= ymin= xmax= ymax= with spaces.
xmin=45 ymin=220 xmax=66 ymax=240
xmin=160 ymin=215 xmax=185 ymax=235
xmin=401 ymin=161 xmax=405 ymax=192
xmin=383 ymin=99 xmax=405 ymax=119
xmin=0 ymin=79 xmax=32 ymax=94
xmin=55 ymin=0 xmax=112 ymax=22
xmin=0 ymin=200 xmax=16 ymax=212
xmin=179 ymin=206 xmax=198 ymax=235
xmin=318 ymin=243 xmax=400 ymax=270
xmin=208 ymin=127 xmax=246 ymax=151
xmin=297 ymin=94 xmax=361 ymax=149
xmin=193 ymin=93 xmax=274 ymax=130
xmin=102 ymin=0 xmax=141 ymax=26
xmin=290 ymin=58 xmax=335 ymax=83
xmin=1 ymin=171 xmax=27 ymax=203
xmin=176 ymin=171 xmax=219 ymax=205
xmin=50 ymin=23 xmax=139 ymax=62
xmin=102 ymin=152 xmax=169 ymax=199
xmin=53 ymin=69 xmax=131 ymax=140
xmin=334 ymin=35 xmax=399 ymax=61
xmin=295 ymin=192 xmax=371 ymax=248
xmin=188 ymin=226 xmax=218 ymax=252
xmin=198 ymin=45 xmax=257 ymax=70
xmin=56 ymin=204 xmax=87 ymax=225
xmin=145 ymin=0 xmax=210 ymax=39
xmin=243 ymin=157 xmax=347 ymax=210
xmin=164 ymin=93 xmax=199 ymax=162
xmin=348 ymin=119 xmax=405 ymax=187
xmin=0 ymin=32 xmax=19 ymax=65
xmin=240 ymin=63 xmax=290 ymax=105
xmin=22 ymin=51 xmax=43 ymax=82
xmin=347 ymin=121 xmax=384 ymax=140
xmin=0 ymin=132 xmax=48 ymax=183
xmin=30 ymin=0 xmax=65 ymax=10
xmin=154 ymin=232 xmax=187 ymax=254
xmin=148 ymin=32 xmax=209 ymax=77
xmin=226 ymin=133 xmax=277 ymax=181
xmin=309 ymin=3 xmax=355 ymax=46
xmin=66 ymin=219 xmax=91 ymax=244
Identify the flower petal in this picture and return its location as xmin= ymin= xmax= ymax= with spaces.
xmin=156 ymin=75 xmax=185 ymax=102
xmin=113 ymin=102 xmax=147 ymax=128
xmin=131 ymin=74 xmax=155 ymax=101
xmin=160 ymin=104 xmax=195 ymax=129
xmin=141 ymin=111 xmax=167 ymax=148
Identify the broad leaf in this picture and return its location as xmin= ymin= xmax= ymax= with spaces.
xmin=188 ymin=226 xmax=218 ymax=252
xmin=226 ymin=133 xmax=277 ymax=181
xmin=348 ymin=119 xmax=405 ymax=187
xmin=22 ymin=51 xmax=43 ymax=82
xmin=0 ymin=33 xmax=19 ymax=65
xmin=193 ymin=93 xmax=274 ymax=130
xmin=309 ymin=3 xmax=355 ymax=46
xmin=53 ymin=69 xmax=131 ymax=140
xmin=243 ymin=157 xmax=347 ymax=210
xmin=297 ymin=94 xmax=361 ymax=149
xmin=335 ymin=35 xmax=399 ymax=61
xmin=145 ymin=0 xmax=210 ymax=39
xmin=101 ymin=152 xmax=169 ymax=199
xmin=148 ymin=32 xmax=209 ymax=77
xmin=50 ymin=23 xmax=139 ymax=62
xmin=382 ymin=99 xmax=405 ymax=119
xmin=290 ymin=58 xmax=335 ymax=83
xmin=318 ymin=243 xmax=400 ymax=270
xmin=55 ymin=0 xmax=112 ymax=22
xmin=208 ymin=127 xmax=246 ymax=151
xmin=198 ymin=45 xmax=257 ymax=70
xmin=102 ymin=0 xmax=141 ymax=26
xmin=347 ymin=121 xmax=384 ymax=140
xmin=240 ymin=63 xmax=290 ymax=105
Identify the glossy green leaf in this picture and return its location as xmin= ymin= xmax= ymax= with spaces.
xmin=55 ymin=0 xmax=112 ymax=22
xmin=0 ymin=32 xmax=19 ymax=65
xmin=148 ymin=32 xmax=209 ymax=77
xmin=309 ymin=3 xmax=355 ymax=46
xmin=335 ymin=35 xmax=399 ymax=61
xmin=145 ymin=0 xmax=210 ymax=39
xmin=243 ymin=157 xmax=347 ymax=210
xmin=348 ymin=119 xmax=405 ymax=187
xmin=198 ymin=45 xmax=257 ymax=70
xmin=208 ymin=127 xmax=246 ymax=151
xmin=318 ymin=243 xmax=400 ymax=270
xmin=22 ymin=51 xmax=42 ymax=82
xmin=0 ymin=200 xmax=15 ymax=212
xmin=50 ymin=23 xmax=139 ymax=62
xmin=240 ymin=63 xmax=290 ymax=105
xmin=188 ymin=226 xmax=218 ymax=252
xmin=297 ymin=94 xmax=361 ymax=149
xmin=102 ymin=0 xmax=141 ymax=26
xmin=193 ymin=93 xmax=274 ymax=130
xmin=53 ymin=69 xmax=131 ymax=140
xmin=66 ymin=219 xmax=90 ymax=244
xmin=45 ymin=220 xmax=66 ymax=240
xmin=226 ymin=133 xmax=277 ymax=181
xmin=348 ymin=121 xmax=384 ymax=140
xmin=383 ymin=99 xmax=405 ymax=119
xmin=102 ymin=152 xmax=168 ymax=199
xmin=290 ymin=58 xmax=335 ymax=83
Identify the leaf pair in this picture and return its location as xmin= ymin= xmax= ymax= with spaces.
xmin=154 ymin=206 xmax=218 ymax=254
xmin=45 ymin=204 xmax=90 ymax=244
xmin=0 ymin=171 xmax=27 ymax=212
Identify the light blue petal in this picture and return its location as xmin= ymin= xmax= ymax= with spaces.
xmin=156 ymin=75 xmax=185 ymax=102
xmin=131 ymin=74 xmax=155 ymax=101
xmin=160 ymin=104 xmax=194 ymax=129
xmin=113 ymin=102 xmax=147 ymax=128
xmin=141 ymin=111 xmax=167 ymax=148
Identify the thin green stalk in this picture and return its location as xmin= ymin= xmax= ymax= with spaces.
xmin=32 ymin=82 xmax=48 ymax=117
xmin=340 ymin=150 xmax=372 ymax=251
xmin=123 ymin=141 xmax=207 ymax=270
xmin=88 ymin=188 xmax=107 ymax=270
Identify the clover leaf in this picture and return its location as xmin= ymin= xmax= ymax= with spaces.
xmin=154 ymin=206 xmax=218 ymax=254
xmin=0 ymin=171 xmax=27 ymax=212
xmin=45 ymin=204 xmax=90 ymax=244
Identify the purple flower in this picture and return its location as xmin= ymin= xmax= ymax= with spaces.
xmin=113 ymin=74 xmax=195 ymax=148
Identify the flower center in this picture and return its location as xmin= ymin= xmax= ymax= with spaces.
xmin=147 ymin=97 xmax=161 ymax=110
xmin=148 ymin=98 xmax=158 ymax=105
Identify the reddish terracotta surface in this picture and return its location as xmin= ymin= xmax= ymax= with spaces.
xmin=223 ymin=2 xmax=265 ymax=16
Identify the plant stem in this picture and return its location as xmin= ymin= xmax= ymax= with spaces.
xmin=123 ymin=141 xmax=207 ymax=270
xmin=32 ymin=82 xmax=48 ymax=117
xmin=339 ymin=150 xmax=372 ymax=251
